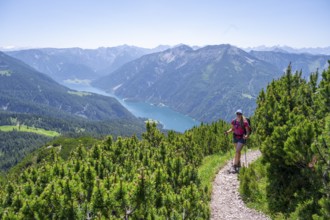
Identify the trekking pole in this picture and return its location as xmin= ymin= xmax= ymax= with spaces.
xmin=244 ymin=139 xmax=248 ymax=167
xmin=229 ymin=137 xmax=233 ymax=167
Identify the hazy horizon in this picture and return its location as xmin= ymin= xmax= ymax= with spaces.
xmin=1 ymin=0 xmax=329 ymax=49
xmin=2 ymin=43 xmax=330 ymax=52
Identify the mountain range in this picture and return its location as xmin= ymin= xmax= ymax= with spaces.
xmin=5 ymin=44 xmax=330 ymax=123
xmin=93 ymin=45 xmax=330 ymax=122
xmin=93 ymin=44 xmax=282 ymax=122
xmin=249 ymin=50 xmax=330 ymax=78
xmin=7 ymin=45 xmax=169 ymax=84
xmin=244 ymin=45 xmax=330 ymax=55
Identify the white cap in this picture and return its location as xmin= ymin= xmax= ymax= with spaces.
xmin=236 ymin=109 xmax=243 ymax=114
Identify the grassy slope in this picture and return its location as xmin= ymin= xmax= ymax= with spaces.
xmin=198 ymin=151 xmax=232 ymax=197
xmin=0 ymin=125 xmax=60 ymax=137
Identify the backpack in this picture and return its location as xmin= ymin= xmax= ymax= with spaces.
xmin=233 ymin=117 xmax=251 ymax=135
xmin=245 ymin=118 xmax=251 ymax=134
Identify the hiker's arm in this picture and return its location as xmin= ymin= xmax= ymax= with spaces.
xmin=225 ymin=125 xmax=234 ymax=134
xmin=244 ymin=125 xmax=250 ymax=139
xmin=225 ymin=129 xmax=232 ymax=134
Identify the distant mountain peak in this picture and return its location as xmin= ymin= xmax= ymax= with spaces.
xmin=157 ymin=45 xmax=193 ymax=63
xmin=168 ymin=44 xmax=192 ymax=52
xmin=153 ymin=45 xmax=171 ymax=50
xmin=199 ymin=44 xmax=240 ymax=52
xmin=226 ymin=45 xmax=244 ymax=55
xmin=245 ymin=45 xmax=330 ymax=55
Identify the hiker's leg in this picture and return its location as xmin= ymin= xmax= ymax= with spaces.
xmin=232 ymin=137 xmax=238 ymax=165
xmin=238 ymin=143 xmax=244 ymax=167
xmin=234 ymin=142 xmax=244 ymax=166
xmin=233 ymin=143 xmax=238 ymax=165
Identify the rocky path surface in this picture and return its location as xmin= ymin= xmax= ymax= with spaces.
xmin=210 ymin=150 xmax=270 ymax=220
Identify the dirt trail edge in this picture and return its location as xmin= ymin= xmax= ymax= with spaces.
xmin=210 ymin=150 xmax=270 ymax=220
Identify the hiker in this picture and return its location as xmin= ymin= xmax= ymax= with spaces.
xmin=225 ymin=109 xmax=250 ymax=173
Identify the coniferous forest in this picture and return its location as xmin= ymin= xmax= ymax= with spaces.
xmin=240 ymin=62 xmax=330 ymax=219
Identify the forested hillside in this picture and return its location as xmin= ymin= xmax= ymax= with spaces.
xmin=240 ymin=62 xmax=330 ymax=219
xmin=0 ymin=51 xmax=147 ymax=170
xmin=0 ymin=51 xmax=140 ymax=122
xmin=0 ymin=111 xmax=146 ymax=171
xmin=0 ymin=111 xmax=145 ymax=138
xmin=0 ymin=120 xmax=230 ymax=219
xmin=0 ymin=131 xmax=52 ymax=171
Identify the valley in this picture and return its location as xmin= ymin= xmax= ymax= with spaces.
xmin=64 ymin=83 xmax=200 ymax=132
xmin=0 ymin=51 xmax=146 ymax=133
xmin=5 ymin=44 xmax=329 ymax=125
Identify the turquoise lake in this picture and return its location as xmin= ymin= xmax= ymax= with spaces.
xmin=64 ymin=83 xmax=200 ymax=133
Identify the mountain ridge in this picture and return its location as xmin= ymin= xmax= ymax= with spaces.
xmin=93 ymin=44 xmax=282 ymax=122
xmin=0 ymin=51 xmax=141 ymax=122
xmin=249 ymin=50 xmax=330 ymax=78
xmin=6 ymin=45 xmax=170 ymax=84
xmin=244 ymin=45 xmax=330 ymax=55
xmin=6 ymin=44 xmax=330 ymax=123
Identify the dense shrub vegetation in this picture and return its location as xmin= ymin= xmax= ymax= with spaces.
xmin=240 ymin=62 xmax=330 ymax=219
xmin=0 ymin=120 xmax=230 ymax=219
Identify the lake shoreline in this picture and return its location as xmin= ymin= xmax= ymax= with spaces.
xmin=63 ymin=83 xmax=200 ymax=132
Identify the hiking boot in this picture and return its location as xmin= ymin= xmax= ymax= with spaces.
xmin=228 ymin=165 xmax=237 ymax=174
xmin=232 ymin=165 xmax=239 ymax=173
xmin=233 ymin=164 xmax=241 ymax=173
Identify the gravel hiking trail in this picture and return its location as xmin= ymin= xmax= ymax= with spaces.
xmin=210 ymin=150 xmax=270 ymax=220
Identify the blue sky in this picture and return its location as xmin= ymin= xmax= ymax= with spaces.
xmin=1 ymin=0 xmax=329 ymax=49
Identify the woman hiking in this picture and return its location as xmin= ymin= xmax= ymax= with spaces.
xmin=225 ymin=109 xmax=250 ymax=173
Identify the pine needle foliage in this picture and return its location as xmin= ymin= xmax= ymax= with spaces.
xmin=0 ymin=120 xmax=230 ymax=219
xmin=240 ymin=62 xmax=330 ymax=219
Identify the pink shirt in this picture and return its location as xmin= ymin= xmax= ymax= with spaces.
xmin=231 ymin=119 xmax=249 ymax=136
